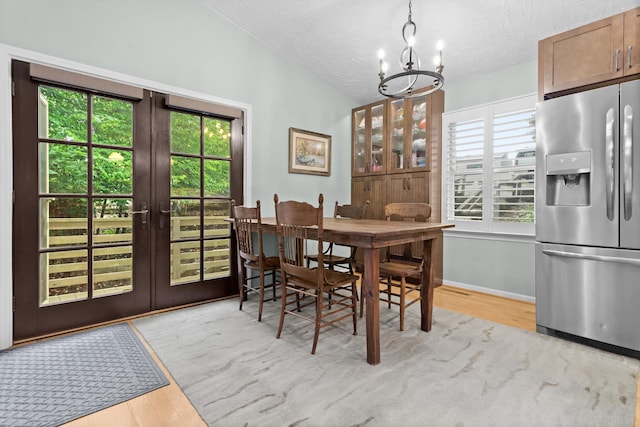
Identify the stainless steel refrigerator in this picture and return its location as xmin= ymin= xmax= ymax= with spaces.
xmin=535 ymin=79 xmax=640 ymax=354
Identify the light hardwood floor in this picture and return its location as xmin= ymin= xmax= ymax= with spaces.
xmin=58 ymin=284 xmax=638 ymax=426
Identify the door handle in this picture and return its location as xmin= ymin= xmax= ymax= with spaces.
xmin=605 ymin=108 xmax=615 ymax=221
xmin=542 ymin=249 xmax=640 ymax=266
xmin=623 ymin=105 xmax=633 ymax=221
xmin=628 ymin=46 xmax=633 ymax=69
xmin=132 ymin=203 xmax=149 ymax=230
xmin=158 ymin=204 xmax=171 ymax=229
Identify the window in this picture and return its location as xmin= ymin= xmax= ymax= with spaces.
xmin=443 ymin=94 xmax=536 ymax=234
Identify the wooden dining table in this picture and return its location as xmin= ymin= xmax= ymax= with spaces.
xmin=258 ymin=217 xmax=454 ymax=365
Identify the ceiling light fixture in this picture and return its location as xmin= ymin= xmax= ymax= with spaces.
xmin=377 ymin=0 xmax=444 ymax=98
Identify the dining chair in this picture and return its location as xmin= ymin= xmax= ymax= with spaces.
xmin=305 ymin=200 xmax=370 ymax=274
xmin=273 ymin=193 xmax=358 ymax=354
xmin=232 ymin=200 xmax=281 ymax=322
xmin=367 ymin=202 xmax=432 ymax=331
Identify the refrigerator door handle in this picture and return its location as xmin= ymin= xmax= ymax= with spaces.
xmin=605 ymin=108 xmax=616 ymax=221
xmin=623 ymin=105 xmax=633 ymax=221
xmin=542 ymin=249 xmax=640 ymax=266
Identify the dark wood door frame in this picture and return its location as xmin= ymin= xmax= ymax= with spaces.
xmin=12 ymin=60 xmax=242 ymax=340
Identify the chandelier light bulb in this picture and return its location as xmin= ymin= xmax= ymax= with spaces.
xmin=378 ymin=49 xmax=385 ymax=60
xmin=408 ymin=36 xmax=415 ymax=47
xmin=436 ymin=40 xmax=444 ymax=51
xmin=382 ymin=62 xmax=389 ymax=73
xmin=433 ymin=55 xmax=441 ymax=66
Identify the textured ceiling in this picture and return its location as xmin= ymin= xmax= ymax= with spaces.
xmin=199 ymin=0 xmax=640 ymax=104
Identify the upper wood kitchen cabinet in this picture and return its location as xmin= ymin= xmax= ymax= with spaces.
xmin=352 ymin=100 xmax=386 ymax=177
xmin=625 ymin=8 xmax=640 ymax=76
xmin=539 ymin=7 xmax=640 ymax=98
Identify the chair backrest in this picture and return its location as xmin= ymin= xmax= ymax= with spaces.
xmin=274 ymin=194 xmax=325 ymax=288
xmin=385 ymin=203 xmax=432 ymax=259
xmin=232 ymin=200 xmax=264 ymax=265
xmin=385 ymin=203 xmax=431 ymax=223
xmin=334 ymin=200 xmax=370 ymax=220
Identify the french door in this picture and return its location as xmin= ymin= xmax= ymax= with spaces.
xmin=12 ymin=61 xmax=241 ymax=340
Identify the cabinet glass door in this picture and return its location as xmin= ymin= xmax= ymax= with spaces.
xmin=388 ymin=99 xmax=405 ymax=171
xmin=409 ymin=93 xmax=429 ymax=170
xmin=353 ymin=108 xmax=367 ymax=175
xmin=370 ymin=103 xmax=385 ymax=173
xmin=352 ymin=101 xmax=386 ymax=176
xmin=388 ymin=94 xmax=430 ymax=173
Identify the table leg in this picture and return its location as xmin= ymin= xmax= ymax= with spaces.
xmin=363 ymin=247 xmax=380 ymax=365
xmin=421 ymin=237 xmax=436 ymax=332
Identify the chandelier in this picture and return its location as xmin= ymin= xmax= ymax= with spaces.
xmin=377 ymin=0 xmax=444 ymax=98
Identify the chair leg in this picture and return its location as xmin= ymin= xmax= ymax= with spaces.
xmin=359 ymin=275 xmax=365 ymax=318
xmin=399 ymin=278 xmax=406 ymax=332
xmin=311 ymin=290 xmax=322 ymax=355
xmin=387 ymin=277 xmax=392 ymax=309
xmin=258 ymin=269 xmax=265 ymax=322
xmin=276 ymin=284 xmax=287 ymax=339
xmin=238 ymin=266 xmax=245 ymax=311
xmin=351 ymin=282 xmax=357 ymax=336
xmin=271 ymin=270 xmax=277 ymax=300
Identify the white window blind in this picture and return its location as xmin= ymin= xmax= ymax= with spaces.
xmin=443 ymin=94 xmax=536 ymax=234
xmin=492 ymin=108 xmax=536 ymax=224
xmin=445 ymin=117 xmax=484 ymax=222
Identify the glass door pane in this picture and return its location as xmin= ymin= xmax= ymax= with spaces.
xmin=370 ymin=104 xmax=384 ymax=172
xmin=353 ymin=108 xmax=366 ymax=174
xmin=169 ymin=112 xmax=232 ymax=287
xmin=37 ymin=86 xmax=136 ymax=305
xmin=388 ymin=98 xmax=405 ymax=171
xmin=409 ymin=94 xmax=428 ymax=169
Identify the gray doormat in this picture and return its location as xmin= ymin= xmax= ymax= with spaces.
xmin=0 ymin=323 xmax=169 ymax=426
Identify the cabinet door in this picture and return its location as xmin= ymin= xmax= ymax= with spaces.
xmin=387 ymin=94 xmax=431 ymax=173
xmin=624 ymin=8 xmax=640 ymax=76
xmin=352 ymin=101 xmax=386 ymax=177
xmin=387 ymin=98 xmax=406 ymax=173
xmin=540 ymin=14 xmax=624 ymax=96
xmin=352 ymin=107 xmax=367 ymax=176
xmin=385 ymin=172 xmax=429 ymax=205
xmin=369 ymin=102 xmax=386 ymax=174
xmin=407 ymin=94 xmax=430 ymax=172
xmin=351 ymin=175 xmax=385 ymax=219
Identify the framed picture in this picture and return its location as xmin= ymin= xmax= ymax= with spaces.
xmin=288 ymin=127 xmax=331 ymax=176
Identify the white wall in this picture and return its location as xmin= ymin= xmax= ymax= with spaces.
xmin=0 ymin=0 xmax=357 ymax=348
xmin=442 ymin=59 xmax=538 ymax=302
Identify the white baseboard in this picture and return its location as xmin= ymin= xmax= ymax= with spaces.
xmin=442 ymin=280 xmax=536 ymax=304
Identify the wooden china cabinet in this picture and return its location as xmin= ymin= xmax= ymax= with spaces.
xmin=351 ymin=86 xmax=444 ymax=221
xmin=351 ymin=85 xmax=445 ymax=284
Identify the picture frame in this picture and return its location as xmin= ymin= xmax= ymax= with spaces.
xmin=288 ymin=127 xmax=331 ymax=176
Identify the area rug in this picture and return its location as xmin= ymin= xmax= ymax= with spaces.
xmin=133 ymin=299 xmax=639 ymax=427
xmin=0 ymin=323 xmax=169 ymax=427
